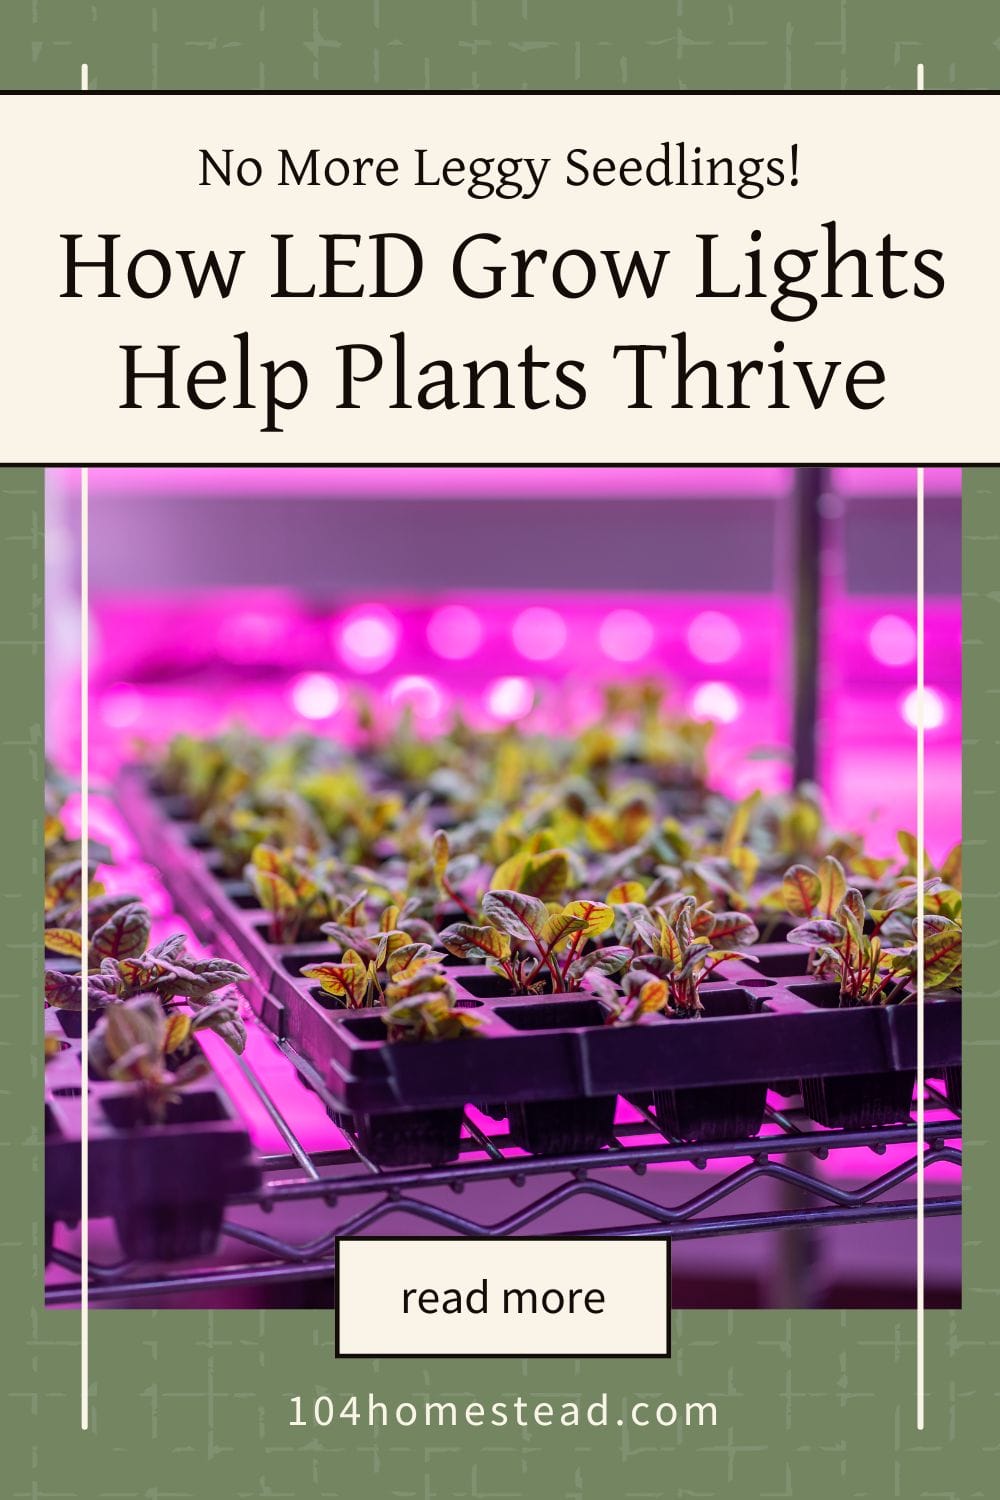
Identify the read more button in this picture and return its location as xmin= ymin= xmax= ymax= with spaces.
xmin=335 ymin=1238 xmax=670 ymax=1357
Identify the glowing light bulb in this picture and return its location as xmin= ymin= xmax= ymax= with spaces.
xmin=336 ymin=606 xmax=399 ymax=672
xmin=290 ymin=672 xmax=341 ymax=720
xmin=690 ymin=681 xmax=741 ymax=724
xmin=101 ymin=683 xmax=143 ymax=729
xmin=598 ymin=609 xmax=654 ymax=662
xmin=869 ymin=614 xmax=917 ymax=667
xmin=486 ymin=676 xmax=534 ymax=722
xmin=687 ymin=610 xmax=742 ymax=664
xmin=512 ymin=606 xmax=567 ymax=661
xmin=901 ymin=686 xmax=946 ymax=730
xmin=387 ymin=675 xmax=445 ymax=720
xmin=427 ymin=604 xmax=483 ymax=660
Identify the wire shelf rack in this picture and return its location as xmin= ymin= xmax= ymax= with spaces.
xmin=45 ymin=1030 xmax=961 ymax=1306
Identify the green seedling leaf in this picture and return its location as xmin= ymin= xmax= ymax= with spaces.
xmin=708 ymin=911 xmax=760 ymax=947
xmin=632 ymin=976 xmax=669 ymax=1014
xmin=301 ymin=961 xmax=354 ymax=995
xmin=782 ymin=864 xmax=821 ymax=918
xmin=302 ymin=949 xmax=372 ymax=1006
xmin=150 ymin=933 xmax=189 ymax=963
xmin=923 ymin=923 xmax=963 ymax=987
xmin=91 ymin=995 xmax=167 ymax=1082
xmin=432 ymin=829 xmax=450 ymax=892
xmin=164 ymin=955 xmax=251 ymax=1002
xmin=720 ymin=789 xmax=761 ymax=858
xmin=614 ymin=902 xmax=660 ymax=953
xmin=384 ymin=993 xmax=486 ymax=1043
xmin=250 ymin=867 xmax=298 ymax=914
xmin=516 ymin=849 xmax=571 ymax=901
xmin=837 ymin=898 xmax=864 ymax=950
xmin=55 ymin=891 xmax=142 ymax=933
xmin=678 ymin=938 xmax=713 ymax=979
xmin=539 ymin=911 xmax=588 ymax=950
xmin=89 ymin=902 xmax=152 ymax=965
xmin=385 ymin=969 xmax=454 ymax=1004
xmin=340 ymin=889 xmax=369 ymax=927
xmin=190 ymin=996 xmax=248 ymax=1055
xmin=707 ymin=948 xmax=761 ymax=967
xmin=561 ymin=899 xmax=615 ymax=939
xmin=839 ymin=886 xmax=866 ymax=926
xmin=567 ymin=945 xmax=632 ymax=980
xmin=163 ymin=1011 xmax=192 ymax=1053
xmin=44 ymin=928 xmax=84 ymax=957
xmin=607 ymin=881 xmax=647 ymax=905
xmin=372 ymin=928 xmax=411 ymax=970
xmin=44 ymin=968 xmax=84 ymax=1010
xmin=871 ymin=876 xmax=946 ymax=918
xmin=45 ymin=859 xmax=95 ymax=910
xmin=655 ymin=911 xmax=684 ymax=971
xmin=439 ymin=922 xmax=513 ymax=963
xmin=786 ymin=919 xmax=845 ymax=948
xmin=612 ymin=969 xmax=670 ymax=1022
xmin=482 ymin=889 xmax=548 ymax=943
xmin=386 ymin=945 xmax=446 ymax=983
xmin=320 ymin=921 xmax=377 ymax=963
xmin=816 ymin=855 xmax=848 ymax=918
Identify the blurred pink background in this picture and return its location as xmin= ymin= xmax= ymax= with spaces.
xmin=45 ymin=465 xmax=960 ymax=859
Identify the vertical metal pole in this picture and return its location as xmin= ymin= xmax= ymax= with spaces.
xmin=791 ymin=468 xmax=826 ymax=788
xmin=770 ymin=467 xmax=828 ymax=1308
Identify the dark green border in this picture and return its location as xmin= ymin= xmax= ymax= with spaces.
xmin=1 ymin=4 xmax=996 ymax=1495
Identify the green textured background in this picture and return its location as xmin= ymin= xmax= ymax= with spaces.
xmin=1 ymin=4 xmax=994 ymax=1496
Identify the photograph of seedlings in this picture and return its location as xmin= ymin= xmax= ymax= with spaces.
xmin=43 ymin=466 xmax=961 ymax=1311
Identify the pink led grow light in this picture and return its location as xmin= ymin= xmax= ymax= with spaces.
xmin=46 ymin=465 xmax=961 ymax=858
xmin=61 ymin=465 xmax=796 ymax=501
xmin=65 ymin=582 xmax=959 ymax=857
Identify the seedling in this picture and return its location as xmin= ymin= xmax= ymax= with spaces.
xmin=300 ymin=949 xmax=382 ymax=1008
xmin=782 ymin=858 xmax=905 ymax=1006
xmin=384 ymin=989 xmax=487 ymax=1045
xmin=884 ymin=912 xmax=963 ymax=995
xmin=320 ymin=898 xmax=437 ymax=966
xmin=303 ymin=932 xmax=448 ymax=1009
xmin=440 ymin=891 xmax=630 ymax=996
xmin=45 ymin=930 xmax=251 ymax=1054
xmin=203 ymin=787 xmax=325 ymax=877
xmin=246 ymin=844 xmax=369 ymax=943
xmin=298 ymin=766 xmax=403 ymax=863
xmin=612 ymin=893 xmax=759 ymax=1014
xmin=605 ymin=967 xmax=671 ymax=1025
xmin=431 ymin=828 xmax=484 ymax=922
xmin=45 ymin=899 xmax=153 ymax=970
xmin=88 ymin=994 xmax=212 ymax=1121
xmin=863 ymin=832 xmax=961 ymax=944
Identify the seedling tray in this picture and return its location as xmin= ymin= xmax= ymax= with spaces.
xmin=44 ymin=1006 xmax=260 ymax=1261
xmin=117 ymin=767 xmax=961 ymax=1141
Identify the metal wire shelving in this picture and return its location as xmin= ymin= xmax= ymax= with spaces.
xmin=45 ymin=1030 xmax=961 ymax=1306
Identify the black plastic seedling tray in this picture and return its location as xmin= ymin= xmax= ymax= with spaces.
xmin=117 ymin=767 xmax=962 ymax=1161
xmin=44 ymin=1005 xmax=260 ymax=1261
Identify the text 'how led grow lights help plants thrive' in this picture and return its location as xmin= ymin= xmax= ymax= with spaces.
xmin=0 ymin=92 xmax=996 ymax=458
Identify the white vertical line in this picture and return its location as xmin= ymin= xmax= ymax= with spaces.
xmin=80 ymin=465 xmax=89 ymax=1432
xmin=914 ymin=61 xmax=926 ymax=1438
xmin=79 ymin=62 xmax=90 ymax=1435
xmin=916 ymin=464 xmax=925 ymax=1433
